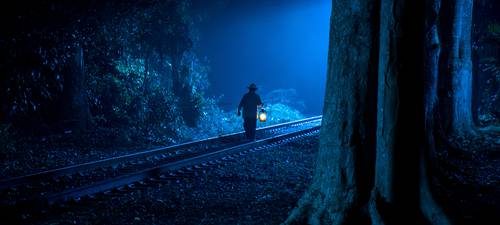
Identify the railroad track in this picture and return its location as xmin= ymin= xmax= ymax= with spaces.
xmin=0 ymin=116 xmax=321 ymax=210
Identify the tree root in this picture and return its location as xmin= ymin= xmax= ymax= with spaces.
xmin=281 ymin=188 xmax=352 ymax=225
xmin=420 ymin=150 xmax=451 ymax=225
xmin=368 ymin=190 xmax=386 ymax=225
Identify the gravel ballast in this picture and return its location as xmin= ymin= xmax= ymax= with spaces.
xmin=34 ymin=135 xmax=319 ymax=225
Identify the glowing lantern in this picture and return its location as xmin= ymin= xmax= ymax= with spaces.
xmin=258 ymin=108 xmax=267 ymax=122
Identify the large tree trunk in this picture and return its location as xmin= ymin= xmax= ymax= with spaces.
xmin=282 ymin=0 xmax=379 ymax=224
xmin=369 ymin=0 xmax=450 ymax=224
xmin=284 ymin=0 xmax=457 ymax=224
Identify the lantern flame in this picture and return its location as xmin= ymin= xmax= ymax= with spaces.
xmin=258 ymin=109 xmax=267 ymax=122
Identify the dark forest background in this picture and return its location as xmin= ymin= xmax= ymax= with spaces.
xmin=473 ymin=0 xmax=500 ymax=127
xmin=0 ymin=0 xmax=309 ymax=150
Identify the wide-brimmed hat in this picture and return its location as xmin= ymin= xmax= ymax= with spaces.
xmin=248 ymin=83 xmax=258 ymax=89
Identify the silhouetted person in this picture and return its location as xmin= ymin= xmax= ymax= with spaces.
xmin=238 ymin=83 xmax=263 ymax=141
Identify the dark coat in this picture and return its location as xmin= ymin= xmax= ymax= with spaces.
xmin=238 ymin=91 xmax=262 ymax=119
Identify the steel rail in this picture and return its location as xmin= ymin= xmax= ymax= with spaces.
xmin=46 ymin=125 xmax=320 ymax=204
xmin=0 ymin=116 xmax=322 ymax=190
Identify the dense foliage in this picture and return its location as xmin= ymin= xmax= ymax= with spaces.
xmin=0 ymin=0 xmax=196 ymax=144
xmin=0 ymin=0 xmax=304 ymax=150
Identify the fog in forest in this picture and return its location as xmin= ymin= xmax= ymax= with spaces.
xmin=196 ymin=0 xmax=331 ymax=115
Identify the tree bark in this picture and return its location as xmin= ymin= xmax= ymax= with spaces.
xmin=282 ymin=0 xmax=378 ymax=224
xmin=439 ymin=0 xmax=475 ymax=135
xmin=421 ymin=0 xmax=451 ymax=224
xmin=368 ymin=0 xmax=450 ymax=224
xmin=372 ymin=0 xmax=400 ymax=206
xmin=284 ymin=0 xmax=456 ymax=224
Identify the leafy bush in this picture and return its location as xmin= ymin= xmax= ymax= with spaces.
xmin=263 ymin=89 xmax=305 ymax=111
xmin=178 ymin=90 xmax=306 ymax=141
xmin=178 ymin=98 xmax=242 ymax=140
xmin=258 ymin=103 xmax=304 ymax=128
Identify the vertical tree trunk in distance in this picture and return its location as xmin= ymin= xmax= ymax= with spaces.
xmin=62 ymin=44 xmax=89 ymax=133
xmin=427 ymin=0 xmax=499 ymax=224
xmin=439 ymin=0 xmax=475 ymax=135
xmin=171 ymin=56 xmax=198 ymax=127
